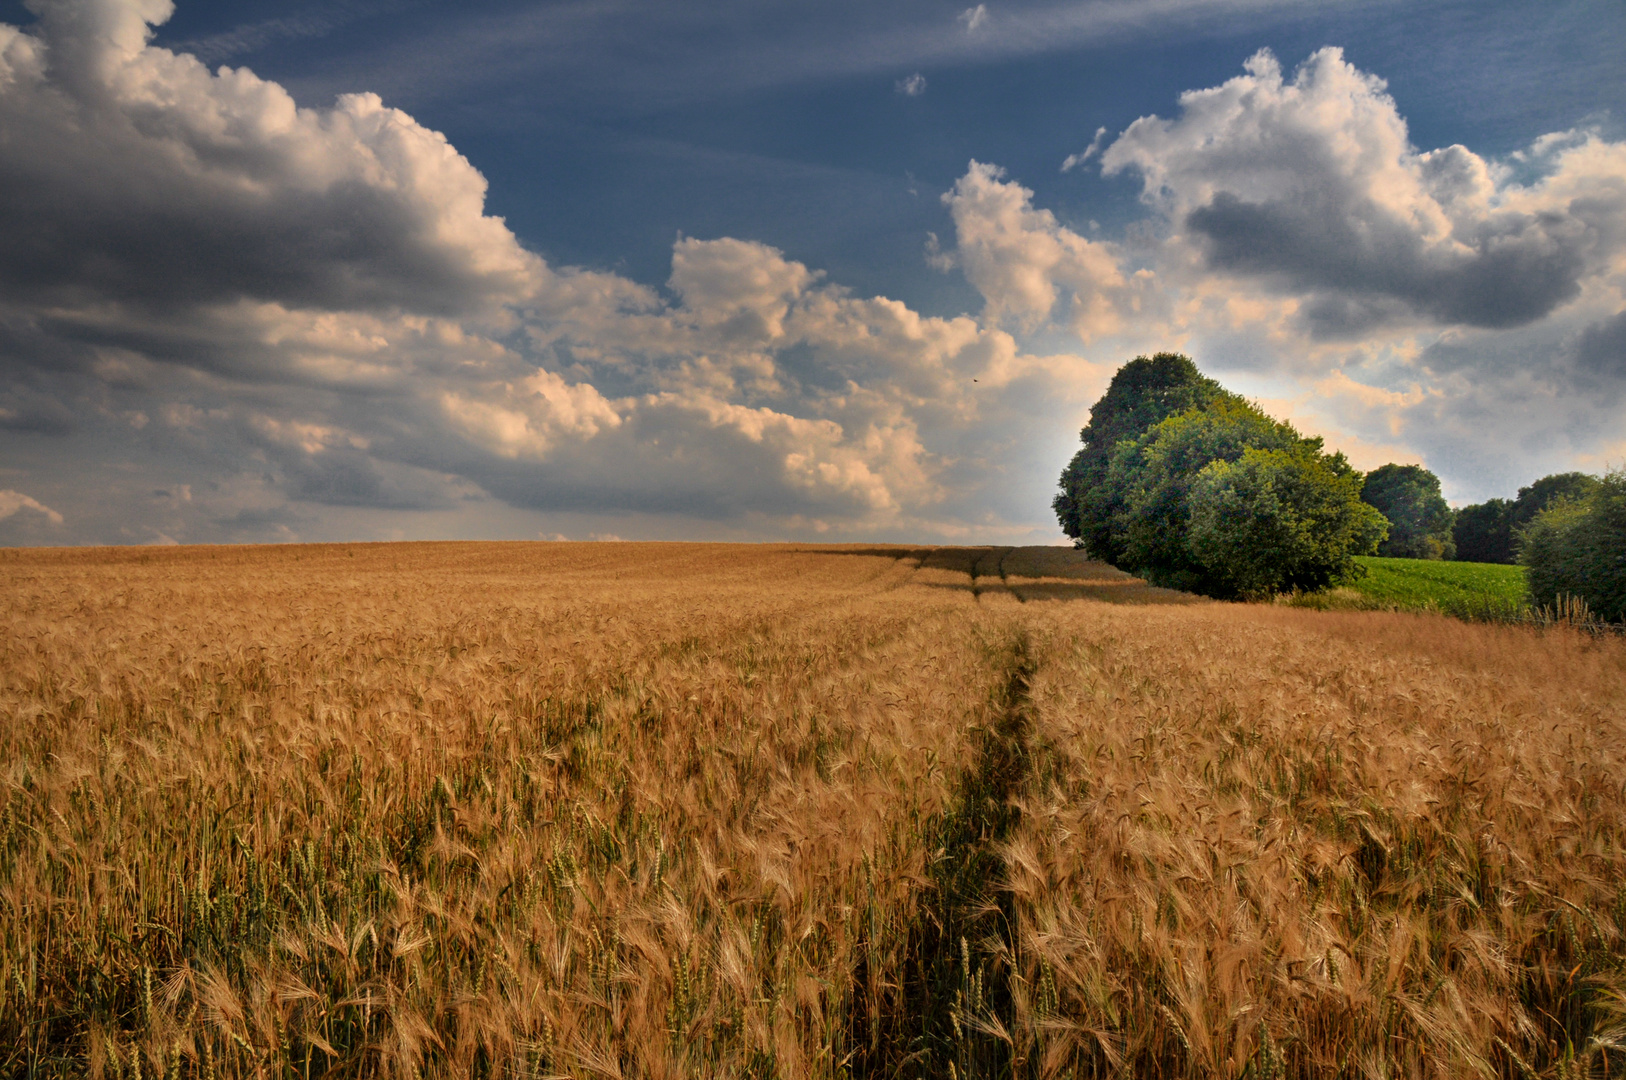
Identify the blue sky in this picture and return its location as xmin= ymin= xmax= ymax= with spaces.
xmin=145 ymin=0 xmax=1625 ymax=305
xmin=1 ymin=0 xmax=1623 ymax=545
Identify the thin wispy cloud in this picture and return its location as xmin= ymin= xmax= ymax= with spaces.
xmin=1060 ymin=126 xmax=1108 ymax=171
xmin=0 ymin=490 xmax=62 ymax=525
xmin=896 ymin=71 xmax=927 ymax=95
xmin=169 ymin=12 xmax=344 ymax=64
xmin=273 ymin=0 xmax=1388 ymax=113
xmin=161 ymin=0 xmax=421 ymax=64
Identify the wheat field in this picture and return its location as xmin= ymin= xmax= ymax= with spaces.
xmin=2 ymin=541 xmax=1624 ymax=1079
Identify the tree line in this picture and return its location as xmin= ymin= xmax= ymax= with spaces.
xmin=1054 ymin=354 xmax=1626 ymax=621
xmin=1352 ymin=462 xmax=1612 ymax=565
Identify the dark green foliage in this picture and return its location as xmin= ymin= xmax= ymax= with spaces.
xmin=1453 ymin=498 xmax=1515 ymax=564
xmin=1450 ymin=474 xmax=1604 ymax=565
xmin=1361 ymin=464 xmax=1456 ymax=560
xmin=1520 ymin=471 xmax=1626 ymax=622
xmin=1056 ymin=360 xmax=1388 ymax=599
xmin=1110 ymin=397 xmax=1301 ymax=590
xmin=1053 ymin=353 xmax=1225 ymax=561
xmin=1512 ymin=471 xmax=1603 ymax=530
xmin=1188 ymin=446 xmax=1390 ymax=599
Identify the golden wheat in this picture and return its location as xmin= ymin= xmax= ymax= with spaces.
xmin=1 ymin=542 xmax=1622 ymax=1079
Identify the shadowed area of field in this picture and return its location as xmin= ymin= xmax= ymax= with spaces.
xmin=2 ymin=541 xmax=1623 ymax=1080
xmin=795 ymin=543 xmax=1199 ymax=605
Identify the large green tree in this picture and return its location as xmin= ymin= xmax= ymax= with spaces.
xmin=1452 ymin=498 xmax=1514 ymax=564
xmin=1361 ymin=464 xmax=1456 ymax=559
xmin=1188 ymin=446 xmax=1390 ymax=599
xmin=1053 ymin=353 xmax=1225 ymax=561
xmin=1512 ymin=472 xmax=1603 ymax=531
xmin=1450 ymin=472 xmax=1603 ymax=565
xmin=1109 ymin=397 xmax=1299 ymax=589
xmin=1520 ymin=471 xmax=1626 ymax=622
xmin=1055 ymin=361 xmax=1388 ymax=599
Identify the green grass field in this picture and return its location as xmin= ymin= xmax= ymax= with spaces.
xmin=1352 ymin=555 xmax=1526 ymax=608
xmin=1288 ymin=555 xmax=1529 ymax=620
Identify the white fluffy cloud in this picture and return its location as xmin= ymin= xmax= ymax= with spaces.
xmin=1100 ymin=48 xmax=1626 ymax=335
xmin=0 ymin=0 xmax=1108 ymax=544
xmin=930 ymin=46 xmax=1625 ymax=352
xmin=940 ymin=161 xmax=1144 ymax=342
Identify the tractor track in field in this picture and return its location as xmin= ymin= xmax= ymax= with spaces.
xmin=969 ymin=546 xmax=1021 ymax=603
xmin=847 ymin=628 xmax=1038 ymax=1076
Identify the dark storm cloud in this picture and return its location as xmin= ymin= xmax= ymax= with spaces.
xmin=0 ymin=384 xmax=73 ymax=434
xmin=276 ymin=447 xmax=444 ymax=510
xmin=1416 ymin=306 xmax=1626 ymax=407
xmin=0 ymin=164 xmax=512 ymax=318
xmin=1572 ymin=310 xmax=1626 ymax=379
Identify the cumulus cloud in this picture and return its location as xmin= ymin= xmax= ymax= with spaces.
xmin=0 ymin=0 xmax=1112 ymax=545
xmin=1100 ymin=48 xmax=1626 ymax=335
xmin=914 ymin=48 xmax=1625 ymax=501
xmin=959 ymin=4 xmax=989 ymax=32
xmin=896 ymin=72 xmax=926 ymax=96
xmin=839 ymin=47 xmax=1626 ymax=508
xmin=940 ymin=161 xmax=1144 ymax=341
xmin=0 ymin=7 xmax=536 ymax=321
